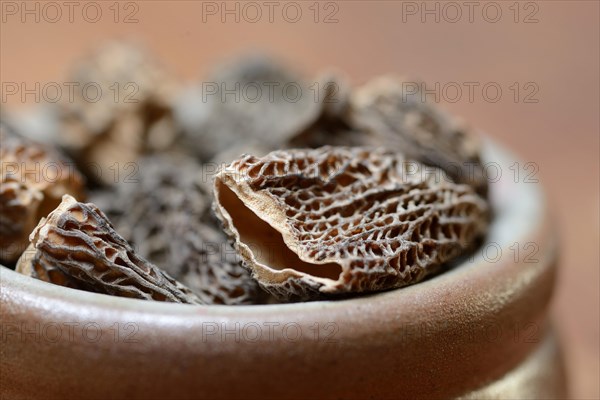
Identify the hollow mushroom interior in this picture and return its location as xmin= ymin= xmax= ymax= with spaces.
xmin=217 ymin=183 xmax=342 ymax=280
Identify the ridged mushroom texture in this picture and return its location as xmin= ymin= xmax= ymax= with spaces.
xmin=213 ymin=146 xmax=490 ymax=301
xmin=17 ymin=195 xmax=204 ymax=304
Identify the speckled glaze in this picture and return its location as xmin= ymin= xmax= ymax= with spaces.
xmin=0 ymin=142 xmax=566 ymax=399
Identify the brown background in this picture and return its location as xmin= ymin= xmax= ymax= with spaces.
xmin=1 ymin=1 xmax=598 ymax=398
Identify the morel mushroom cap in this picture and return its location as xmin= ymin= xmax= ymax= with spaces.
xmin=21 ymin=195 xmax=203 ymax=304
xmin=0 ymin=123 xmax=85 ymax=264
xmin=213 ymin=147 xmax=489 ymax=301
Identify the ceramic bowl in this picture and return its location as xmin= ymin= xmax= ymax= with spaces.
xmin=0 ymin=141 xmax=566 ymax=399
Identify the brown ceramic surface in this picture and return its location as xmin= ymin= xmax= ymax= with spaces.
xmin=0 ymin=143 xmax=564 ymax=399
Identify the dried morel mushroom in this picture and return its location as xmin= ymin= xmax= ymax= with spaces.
xmin=178 ymin=55 xmax=337 ymax=161
xmin=19 ymin=195 xmax=203 ymax=304
xmin=0 ymin=123 xmax=85 ymax=264
xmin=347 ymin=76 xmax=488 ymax=196
xmin=213 ymin=147 xmax=489 ymax=301
xmin=90 ymin=153 xmax=210 ymax=276
xmin=58 ymin=41 xmax=180 ymax=185
xmin=178 ymin=224 xmax=268 ymax=305
xmin=90 ymin=154 xmax=265 ymax=305
xmin=16 ymin=243 xmax=82 ymax=289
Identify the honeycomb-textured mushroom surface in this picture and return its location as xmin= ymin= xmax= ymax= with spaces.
xmin=16 ymin=243 xmax=82 ymax=289
xmin=23 ymin=195 xmax=203 ymax=304
xmin=178 ymin=225 xmax=269 ymax=305
xmin=90 ymin=154 xmax=266 ymax=305
xmin=0 ymin=123 xmax=86 ymax=264
xmin=214 ymin=147 xmax=489 ymax=301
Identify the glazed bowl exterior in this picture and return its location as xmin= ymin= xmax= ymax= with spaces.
xmin=0 ymin=142 xmax=566 ymax=399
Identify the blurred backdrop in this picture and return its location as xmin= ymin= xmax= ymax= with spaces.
xmin=1 ymin=1 xmax=598 ymax=397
